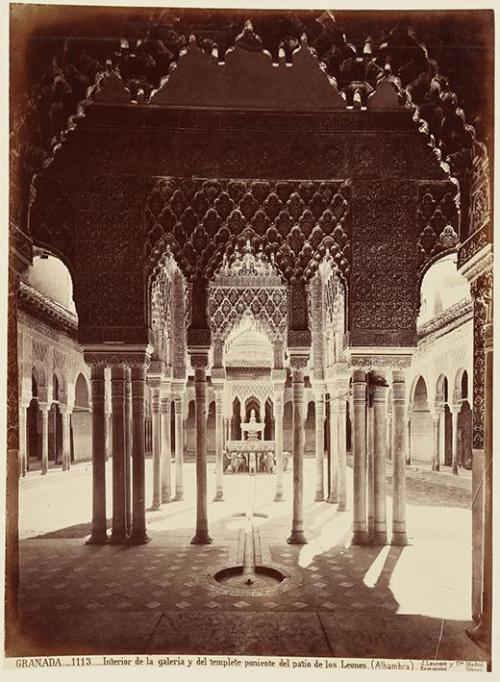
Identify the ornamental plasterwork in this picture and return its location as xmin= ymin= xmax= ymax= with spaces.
xmin=229 ymin=381 xmax=274 ymax=406
xmin=209 ymin=241 xmax=288 ymax=342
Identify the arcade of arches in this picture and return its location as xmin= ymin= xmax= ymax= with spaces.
xmin=7 ymin=7 xmax=493 ymax=660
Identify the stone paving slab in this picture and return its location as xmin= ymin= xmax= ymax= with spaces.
xmin=147 ymin=612 xmax=332 ymax=656
xmin=11 ymin=612 xmax=162 ymax=656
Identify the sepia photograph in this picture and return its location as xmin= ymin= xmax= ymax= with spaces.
xmin=4 ymin=0 xmax=495 ymax=673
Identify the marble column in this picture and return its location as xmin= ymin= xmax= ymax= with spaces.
xmin=327 ymin=395 xmax=339 ymax=504
xmin=19 ymin=401 xmax=28 ymax=477
xmin=86 ymin=362 xmax=107 ymax=544
xmin=173 ymin=391 xmax=184 ymax=501
xmin=213 ymin=386 xmax=224 ymax=502
xmin=314 ymin=389 xmax=325 ymax=502
xmin=124 ymin=369 xmax=132 ymax=532
xmin=451 ymin=406 xmax=460 ymax=475
xmin=130 ymin=361 xmax=150 ymax=544
xmin=391 ymin=370 xmax=408 ymax=546
xmin=366 ymin=401 xmax=374 ymax=538
xmin=60 ymin=407 xmax=71 ymax=471
xmin=405 ymin=407 xmax=412 ymax=465
xmin=160 ymin=387 xmax=172 ymax=504
xmin=352 ymin=370 xmax=367 ymax=544
xmin=191 ymin=352 xmax=212 ymax=544
xmin=337 ymin=398 xmax=348 ymax=511
xmin=386 ymin=412 xmax=392 ymax=461
xmin=110 ymin=364 xmax=127 ymax=543
xmin=372 ymin=377 xmax=387 ymax=544
xmin=39 ymin=402 xmax=49 ymax=475
xmin=288 ymin=356 xmax=308 ymax=545
xmin=273 ymin=390 xmax=284 ymax=502
xmin=150 ymin=381 xmax=162 ymax=510
xmin=432 ymin=407 xmax=442 ymax=471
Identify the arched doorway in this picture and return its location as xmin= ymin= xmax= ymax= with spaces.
xmin=456 ymin=369 xmax=472 ymax=470
xmin=410 ymin=376 xmax=433 ymax=464
xmin=264 ymin=398 xmax=273 ymax=440
xmin=73 ymin=372 xmax=92 ymax=463
xmin=231 ymin=398 xmax=242 ymax=440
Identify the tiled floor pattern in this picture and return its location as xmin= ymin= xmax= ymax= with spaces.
xmin=12 ymin=458 xmax=489 ymax=661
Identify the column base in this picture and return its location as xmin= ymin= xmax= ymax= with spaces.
xmin=326 ymin=495 xmax=338 ymax=504
xmin=150 ymin=503 xmax=162 ymax=512
xmin=191 ymin=532 xmax=213 ymax=545
xmin=287 ymin=530 xmax=307 ymax=545
xmin=432 ymin=463 xmax=440 ymax=472
xmin=213 ymin=493 xmax=224 ymax=502
xmin=161 ymin=496 xmax=172 ymax=504
xmin=85 ymin=531 xmax=109 ymax=545
xmin=391 ymin=531 xmax=408 ymax=546
xmin=109 ymin=530 xmax=129 ymax=545
xmin=128 ymin=530 xmax=151 ymax=545
xmin=173 ymin=494 xmax=184 ymax=502
xmin=337 ymin=500 xmax=347 ymax=512
xmin=351 ymin=530 xmax=369 ymax=545
xmin=315 ymin=493 xmax=325 ymax=502
xmin=274 ymin=494 xmax=284 ymax=502
xmin=372 ymin=531 xmax=388 ymax=545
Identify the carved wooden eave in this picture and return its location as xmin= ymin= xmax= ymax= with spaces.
xmin=17 ymin=281 xmax=78 ymax=338
xmin=417 ymin=299 xmax=473 ymax=343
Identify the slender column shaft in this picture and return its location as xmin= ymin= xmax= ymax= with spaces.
xmin=451 ymin=408 xmax=459 ymax=475
xmin=110 ymin=365 xmax=127 ymax=543
xmin=366 ymin=403 xmax=374 ymax=537
xmin=288 ymin=366 xmax=307 ymax=544
xmin=87 ymin=364 xmax=107 ymax=544
xmin=406 ymin=414 xmax=411 ymax=465
xmin=314 ymin=393 xmax=325 ymax=501
xmin=61 ymin=408 xmax=71 ymax=471
xmin=191 ymin=360 xmax=212 ymax=544
xmin=40 ymin=405 xmax=49 ymax=475
xmin=173 ymin=396 xmax=184 ymax=501
xmin=124 ymin=371 xmax=132 ymax=532
xmin=337 ymin=399 xmax=347 ymax=511
xmin=274 ymin=395 xmax=284 ymax=502
xmin=373 ymin=381 xmax=387 ymax=544
xmin=130 ymin=364 xmax=150 ymax=543
xmin=327 ymin=397 xmax=339 ymax=504
xmin=214 ymin=392 xmax=224 ymax=501
xmin=150 ymin=385 xmax=162 ymax=510
xmin=160 ymin=394 xmax=172 ymax=503
xmin=432 ymin=411 xmax=441 ymax=471
xmin=19 ymin=403 xmax=28 ymax=477
xmin=386 ymin=413 xmax=392 ymax=461
xmin=352 ymin=370 xmax=367 ymax=544
xmin=391 ymin=370 xmax=407 ymax=545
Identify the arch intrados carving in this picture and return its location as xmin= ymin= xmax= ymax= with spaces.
xmin=454 ymin=367 xmax=468 ymax=396
xmin=144 ymin=178 xmax=351 ymax=288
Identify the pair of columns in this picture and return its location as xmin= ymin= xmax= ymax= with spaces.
xmin=18 ymin=400 xmax=72 ymax=476
xmin=431 ymin=403 xmax=462 ymax=473
xmin=86 ymin=353 xmax=150 ymax=545
xmin=150 ymin=380 xmax=174 ymax=510
xmin=352 ymin=368 xmax=407 ymax=546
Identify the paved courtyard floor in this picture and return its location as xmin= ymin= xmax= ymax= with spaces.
xmin=10 ymin=457 xmax=488 ymax=662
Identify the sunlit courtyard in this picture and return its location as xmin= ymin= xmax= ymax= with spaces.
xmin=15 ymin=457 xmax=486 ymax=660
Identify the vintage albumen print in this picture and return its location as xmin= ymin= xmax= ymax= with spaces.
xmin=5 ymin=1 xmax=495 ymax=673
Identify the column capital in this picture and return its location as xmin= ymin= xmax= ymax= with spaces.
xmin=346 ymin=348 xmax=413 ymax=371
xmin=188 ymin=347 xmax=210 ymax=370
xmin=289 ymin=350 xmax=309 ymax=371
xmin=37 ymin=401 xmax=50 ymax=413
xmin=84 ymin=345 xmax=152 ymax=370
xmin=146 ymin=376 xmax=162 ymax=392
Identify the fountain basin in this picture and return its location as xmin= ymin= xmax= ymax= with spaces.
xmin=215 ymin=565 xmax=285 ymax=590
